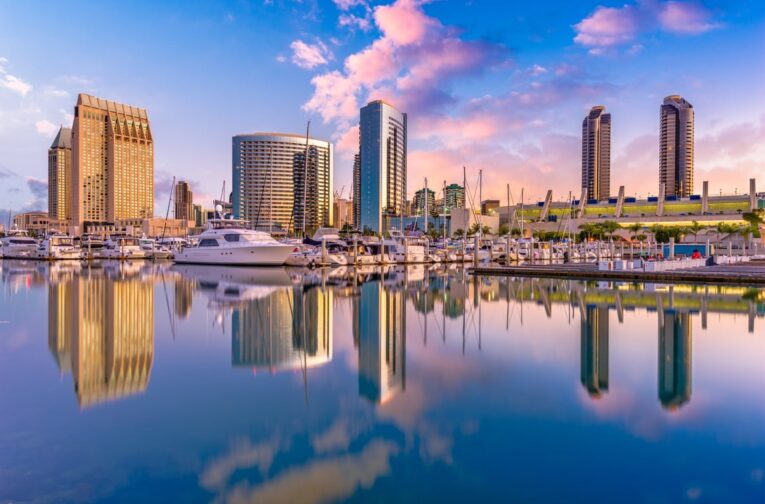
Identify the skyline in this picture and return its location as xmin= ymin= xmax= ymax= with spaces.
xmin=1 ymin=0 xmax=764 ymax=217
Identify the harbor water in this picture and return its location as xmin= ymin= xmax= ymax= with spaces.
xmin=1 ymin=260 xmax=764 ymax=502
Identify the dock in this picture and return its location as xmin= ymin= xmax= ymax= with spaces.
xmin=471 ymin=261 xmax=765 ymax=285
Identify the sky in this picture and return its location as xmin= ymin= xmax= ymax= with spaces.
xmin=0 ymin=0 xmax=764 ymax=218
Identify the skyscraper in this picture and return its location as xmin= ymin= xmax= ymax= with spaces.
xmin=48 ymin=126 xmax=72 ymax=223
xmin=581 ymin=105 xmax=611 ymax=201
xmin=358 ymin=100 xmax=407 ymax=234
xmin=232 ymin=133 xmax=333 ymax=234
xmin=444 ymin=183 xmax=465 ymax=213
xmin=174 ymin=180 xmax=194 ymax=222
xmin=660 ymin=95 xmax=694 ymax=197
xmin=71 ymin=94 xmax=153 ymax=228
xmin=412 ymin=187 xmax=435 ymax=216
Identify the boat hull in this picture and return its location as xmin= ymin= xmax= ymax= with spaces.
xmin=174 ymin=244 xmax=293 ymax=266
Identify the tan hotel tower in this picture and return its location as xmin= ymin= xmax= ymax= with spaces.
xmin=72 ymin=94 xmax=154 ymax=228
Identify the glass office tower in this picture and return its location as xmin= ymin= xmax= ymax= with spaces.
xmin=358 ymin=100 xmax=407 ymax=234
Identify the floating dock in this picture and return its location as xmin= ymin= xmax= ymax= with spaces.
xmin=471 ymin=261 xmax=765 ymax=285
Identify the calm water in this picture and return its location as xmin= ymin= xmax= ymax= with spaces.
xmin=1 ymin=260 xmax=764 ymax=503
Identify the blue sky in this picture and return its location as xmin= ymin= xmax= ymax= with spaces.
xmin=0 ymin=0 xmax=764 ymax=216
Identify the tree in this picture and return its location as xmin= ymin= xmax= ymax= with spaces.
xmin=627 ymin=222 xmax=643 ymax=240
xmin=498 ymin=224 xmax=510 ymax=236
xmin=579 ymin=222 xmax=598 ymax=241
xmin=742 ymin=209 xmax=764 ymax=238
xmin=339 ymin=222 xmax=353 ymax=238
xmin=453 ymin=228 xmax=465 ymax=239
xmin=362 ymin=226 xmax=377 ymax=237
xmin=688 ymin=220 xmax=704 ymax=242
xmin=481 ymin=225 xmax=491 ymax=236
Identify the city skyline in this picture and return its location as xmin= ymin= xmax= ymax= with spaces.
xmin=0 ymin=0 xmax=764 ymax=219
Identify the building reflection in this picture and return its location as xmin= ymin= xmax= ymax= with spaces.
xmin=580 ymin=305 xmax=609 ymax=398
xmin=174 ymin=277 xmax=195 ymax=319
xmin=658 ymin=309 xmax=692 ymax=410
xmin=48 ymin=272 xmax=154 ymax=408
xmin=231 ymin=286 xmax=332 ymax=372
xmin=355 ymin=281 xmax=406 ymax=404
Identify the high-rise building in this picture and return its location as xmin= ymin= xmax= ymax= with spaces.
xmin=352 ymin=153 xmax=361 ymax=228
xmin=71 ymin=94 xmax=154 ymax=228
xmin=333 ymin=197 xmax=353 ymax=228
xmin=444 ymin=183 xmax=465 ymax=213
xmin=580 ymin=305 xmax=609 ymax=397
xmin=358 ymin=100 xmax=407 ymax=234
xmin=581 ymin=105 xmax=611 ymax=201
xmin=232 ymin=133 xmax=333 ymax=234
xmin=660 ymin=95 xmax=694 ymax=198
xmin=412 ymin=188 xmax=436 ymax=216
xmin=48 ymin=126 xmax=72 ymax=223
xmin=174 ymin=180 xmax=193 ymax=222
xmin=658 ymin=309 xmax=692 ymax=410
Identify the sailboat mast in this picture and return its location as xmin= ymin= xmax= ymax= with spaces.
xmin=302 ymin=121 xmax=311 ymax=238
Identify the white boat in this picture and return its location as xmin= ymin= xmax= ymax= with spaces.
xmin=79 ymin=234 xmax=106 ymax=260
xmin=174 ymin=219 xmax=293 ymax=266
xmin=36 ymin=235 xmax=81 ymax=260
xmin=139 ymin=238 xmax=174 ymax=260
xmin=102 ymin=236 xmax=150 ymax=260
xmin=386 ymin=229 xmax=426 ymax=264
xmin=0 ymin=228 xmax=38 ymax=259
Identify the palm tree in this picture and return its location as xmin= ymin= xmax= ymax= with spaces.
xmin=688 ymin=220 xmax=704 ymax=242
xmin=627 ymin=222 xmax=642 ymax=241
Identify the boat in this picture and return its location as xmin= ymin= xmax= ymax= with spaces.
xmin=36 ymin=235 xmax=81 ymax=260
xmin=174 ymin=219 xmax=293 ymax=266
xmin=101 ymin=236 xmax=150 ymax=260
xmin=79 ymin=234 xmax=107 ymax=260
xmin=0 ymin=228 xmax=38 ymax=259
xmin=386 ymin=229 xmax=426 ymax=264
xmin=139 ymin=237 xmax=174 ymax=260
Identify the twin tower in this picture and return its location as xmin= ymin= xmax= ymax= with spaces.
xmin=582 ymin=95 xmax=694 ymax=201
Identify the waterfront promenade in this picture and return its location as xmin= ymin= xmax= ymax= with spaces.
xmin=472 ymin=260 xmax=765 ymax=285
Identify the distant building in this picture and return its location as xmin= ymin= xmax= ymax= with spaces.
xmin=481 ymin=199 xmax=500 ymax=215
xmin=444 ymin=183 xmax=465 ymax=213
xmin=71 ymin=94 xmax=154 ymax=229
xmin=13 ymin=211 xmax=51 ymax=235
xmin=48 ymin=126 xmax=72 ymax=223
xmin=333 ymin=197 xmax=353 ymax=228
xmin=358 ymin=100 xmax=407 ymax=234
xmin=582 ymin=105 xmax=611 ymax=201
xmin=232 ymin=133 xmax=333 ymax=235
xmin=174 ymin=180 xmax=193 ymax=222
xmin=660 ymin=95 xmax=694 ymax=198
xmin=412 ymin=188 xmax=436 ymax=216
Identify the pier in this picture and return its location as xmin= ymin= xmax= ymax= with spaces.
xmin=471 ymin=260 xmax=765 ymax=285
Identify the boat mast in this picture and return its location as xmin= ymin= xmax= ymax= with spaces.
xmin=269 ymin=147 xmax=273 ymax=235
xmin=424 ymin=177 xmax=428 ymax=236
xmin=161 ymin=176 xmax=175 ymax=241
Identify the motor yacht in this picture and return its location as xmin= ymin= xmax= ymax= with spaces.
xmin=0 ymin=228 xmax=38 ymax=259
xmin=385 ymin=229 xmax=426 ymax=264
xmin=79 ymin=234 xmax=106 ymax=260
xmin=174 ymin=219 xmax=293 ymax=266
xmin=36 ymin=235 xmax=81 ymax=260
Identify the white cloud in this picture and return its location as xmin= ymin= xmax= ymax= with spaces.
xmin=0 ymin=59 xmax=33 ymax=97
xmin=43 ymin=86 xmax=69 ymax=98
xmin=35 ymin=119 xmax=57 ymax=136
xmin=290 ymin=39 xmax=333 ymax=70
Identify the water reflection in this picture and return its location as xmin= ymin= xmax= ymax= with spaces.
xmin=45 ymin=266 xmax=154 ymax=408
xmin=3 ymin=259 xmax=765 ymax=501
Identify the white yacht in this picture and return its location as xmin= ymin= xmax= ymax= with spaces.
xmin=139 ymin=238 xmax=174 ymax=260
xmin=101 ymin=236 xmax=150 ymax=260
xmin=174 ymin=220 xmax=293 ymax=266
xmin=36 ymin=235 xmax=81 ymax=261
xmin=1 ymin=228 xmax=38 ymax=259
xmin=385 ymin=229 xmax=426 ymax=264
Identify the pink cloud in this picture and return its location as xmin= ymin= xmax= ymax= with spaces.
xmin=574 ymin=1 xmax=721 ymax=54
xmin=374 ymin=0 xmax=437 ymax=46
xmin=290 ymin=39 xmax=332 ymax=70
xmin=658 ymin=1 xmax=721 ymax=34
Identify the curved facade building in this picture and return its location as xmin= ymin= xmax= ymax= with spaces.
xmin=232 ymin=133 xmax=333 ymax=234
xmin=660 ymin=95 xmax=694 ymax=198
xmin=581 ymin=105 xmax=611 ymax=201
